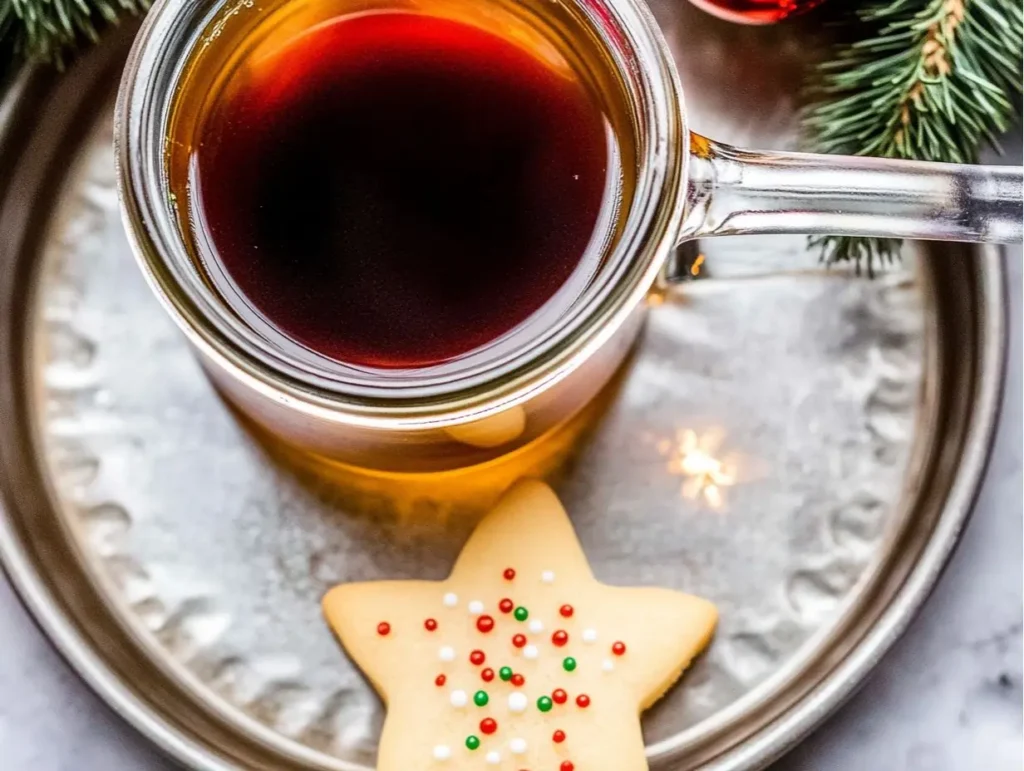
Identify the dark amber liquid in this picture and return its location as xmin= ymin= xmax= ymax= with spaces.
xmin=189 ymin=11 xmax=612 ymax=368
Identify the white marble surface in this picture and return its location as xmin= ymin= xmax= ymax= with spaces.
xmin=1 ymin=251 xmax=1019 ymax=771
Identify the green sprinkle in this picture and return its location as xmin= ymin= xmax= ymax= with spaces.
xmin=563 ymin=657 xmax=577 ymax=672
xmin=473 ymin=690 xmax=489 ymax=707
xmin=499 ymin=666 xmax=513 ymax=682
xmin=537 ymin=695 xmax=553 ymax=713
xmin=466 ymin=735 xmax=480 ymax=751
xmin=513 ymin=606 xmax=529 ymax=622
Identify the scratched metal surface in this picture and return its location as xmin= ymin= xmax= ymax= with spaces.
xmin=0 ymin=3 xmax=1006 ymax=771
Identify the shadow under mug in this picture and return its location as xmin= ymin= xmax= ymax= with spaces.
xmin=116 ymin=0 xmax=1023 ymax=473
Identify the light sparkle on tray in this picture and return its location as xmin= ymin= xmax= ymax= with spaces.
xmin=660 ymin=428 xmax=738 ymax=510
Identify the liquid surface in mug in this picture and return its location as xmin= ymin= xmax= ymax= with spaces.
xmin=188 ymin=11 xmax=613 ymax=368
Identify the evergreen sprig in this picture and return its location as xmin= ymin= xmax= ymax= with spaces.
xmin=803 ymin=0 xmax=1024 ymax=275
xmin=0 ymin=0 xmax=148 ymax=70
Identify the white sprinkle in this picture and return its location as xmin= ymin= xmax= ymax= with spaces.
xmin=602 ymin=658 xmax=615 ymax=672
xmin=485 ymin=750 xmax=501 ymax=765
xmin=507 ymin=692 xmax=528 ymax=713
xmin=433 ymin=745 xmax=452 ymax=761
xmin=443 ymin=592 xmax=458 ymax=608
xmin=541 ymin=570 xmax=555 ymax=584
xmin=468 ymin=600 xmax=485 ymax=615
xmin=450 ymin=689 xmax=468 ymax=708
xmin=439 ymin=646 xmax=456 ymax=662
xmin=582 ymin=628 xmax=598 ymax=644
xmin=509 ymin=738 xmax=528 ymax=755
xmin=523 ymin=644 xmax=539 ymax=660
xmin=528 ymin=619 xmax=545 ymax=634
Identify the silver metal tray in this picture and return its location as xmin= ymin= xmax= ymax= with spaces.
xmin=0 ymin=4 xmax=1007 ymax=770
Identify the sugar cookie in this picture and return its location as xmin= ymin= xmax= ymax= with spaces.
xmin=323 ymin=480 xmax=717 ymax=770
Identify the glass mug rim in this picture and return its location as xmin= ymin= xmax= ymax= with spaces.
xmin=115 ymin=0 xmax=688 ymax=430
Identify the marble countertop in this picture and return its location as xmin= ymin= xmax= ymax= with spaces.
xmin=1 ymin=250 xmax=1019 ymax=771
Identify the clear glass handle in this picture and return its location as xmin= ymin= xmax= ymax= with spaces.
xmin=680 ymin=134 xmax=1024 ymax=244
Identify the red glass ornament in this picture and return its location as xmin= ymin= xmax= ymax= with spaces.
xmin=688 ymin=0 xmax=826 ymax=25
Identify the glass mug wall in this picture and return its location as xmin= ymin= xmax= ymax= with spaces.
xmin=117 ymin=0 xmax=1023 ymax=472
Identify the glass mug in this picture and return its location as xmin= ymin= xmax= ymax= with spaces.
xmin=116 ymin=0 xmax=1023 ymax=473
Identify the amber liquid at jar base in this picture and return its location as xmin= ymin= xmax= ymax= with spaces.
xmin=184 ymin=9 xmax=619 ymax=369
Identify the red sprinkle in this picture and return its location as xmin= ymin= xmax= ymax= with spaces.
xmin=477 ymin=615 xmax=495 ymax=633
xmin=480 ymin=717 xmax=498 ymax=735
xmin=612 ymin=641 xmax=627 ymax=656
xmin=576 ymin=694 xmax=591 ymax=708
xmin=376 ymin=622 xmax=391 ymax=636
xmin=561 ymin=762 xmax=575 ymax=771
xmin=470 ymin=650 xmax=486 ymax=666
xmin=424 ymin=618 xmax=438 ymax=632
xmin=559 ymin=604 xmax=574 ymax=618
xmin=503 ymin=568 xmax=516 ymax=581
xmin=481 ymin=668 xmax=495 ymax=682
xmin=511 ymin=673 xmax=525 ymax=687
xmin=499 ymin=598 xmax=515 ymax=614
xmin=552 ymin=688 xmax=568 ymax=705
xmin=435 ymin=674 xmax=446 ymax=687
xmin=553 ymin=729 xmax=566 ymax=743
xmin=552 ymin=630 xmax=569 ymax=647
xmin=512 ymin=634 xmax=527 ymax=648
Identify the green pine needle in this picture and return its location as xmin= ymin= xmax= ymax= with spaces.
xmin=0 ymin=0 xmax=148 ymax=69
xmin=803 ymin=0 xmax=1024 ymax=274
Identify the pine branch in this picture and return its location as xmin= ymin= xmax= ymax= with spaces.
xmin=0 ymin=0 xmax=149 ymax=72
xmin=803 ymin=0 xmax=1023 ymax=275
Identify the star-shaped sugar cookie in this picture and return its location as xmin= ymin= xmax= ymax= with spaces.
xmin=323 ymin=480 xmax=717 ymax=771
